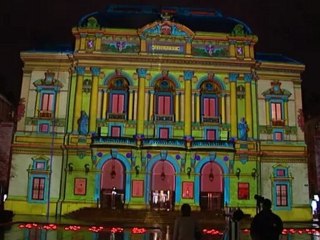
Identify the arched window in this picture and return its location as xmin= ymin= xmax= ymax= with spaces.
xmin=107 ymin=77 xmax=129 ymax=121
xmin=200 ymin=80 xmax=221 ymax=124
xmin=154 ymin=78 xmax=175 ymax=122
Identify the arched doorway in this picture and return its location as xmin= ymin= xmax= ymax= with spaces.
xmin=100 ymin=158 xmax=125 ymax=209
xmin=151 ymin=160 xmax=175 ymax=210
xmin=200 ymin=161 xmax=223 ymax=211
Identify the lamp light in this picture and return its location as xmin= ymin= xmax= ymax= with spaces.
xmin=110 ymin=159 xmax=116 ymax=179
xmin=187 ymin=167 xmax=192 ymax=178
xmin=135 ymin=165 xmax=140 ymax=176
xmin=84 ymin=164 xmax=90 ymax=173
xmin=251 ymin=168 xmax=258 ymax=180
xmin=160 ymin=159 xmax=166 ymax=181
xmin=236 ymin=168 xmax=241 ymax=179
xmin=67 ymin=163 xmax=73 ymax=173
xmin=209 ymin=161 xmax=214 ymax=182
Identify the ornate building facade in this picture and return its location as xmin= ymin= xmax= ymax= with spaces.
xmin=5 ymin=5 xmax=310 ymax=221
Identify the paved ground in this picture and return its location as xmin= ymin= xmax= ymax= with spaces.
xmin=8 ymin=208 xmax=319 ymax=231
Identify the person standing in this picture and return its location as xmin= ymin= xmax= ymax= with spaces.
xmin=173 ymin=203 xmax=202 ymax=240
xmin=250 ymin=198 xmax=283 ymax=240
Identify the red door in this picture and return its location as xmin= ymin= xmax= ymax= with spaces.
xmin=200 ymin=161 xmax=223 ymax=211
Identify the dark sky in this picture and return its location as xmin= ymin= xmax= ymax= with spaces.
xmin=1 ymin=0 xmax=319 ymax=117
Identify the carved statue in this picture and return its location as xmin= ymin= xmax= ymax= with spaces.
xmin=78 ymin=111 xmax=88 ymax=135
xmin=238 ymin=117 xmax=248 ymax=141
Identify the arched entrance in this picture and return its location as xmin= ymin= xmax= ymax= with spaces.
xmin=151 ymin=160 xmax=175 ymax=210
xmin=100 ymin=158 xmax=125 ymax=209
xmin=200 ymin=161 xmax=223 ymax=211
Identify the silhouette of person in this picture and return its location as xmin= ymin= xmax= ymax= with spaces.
xmin=250 ymin=198 xmax=283 ymax=240
xmin=173 ymin=203 xmax=201 ymax=240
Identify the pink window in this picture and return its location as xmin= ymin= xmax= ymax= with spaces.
xmin=35 ymin=162 xmax=45 ymax=170
xmin=206 ymin=129 xmax=216 ymax=140
xmin=41 ymin=93 xmax=54 ymax=111
xmin=203 ymin=97 xmax=216 ymax=116
xmin=157 ymin=95 xmax=171 ymax=115
xmin=238 ymin=182 xmax=249 ymax=200
xmin=276 ymin=184 xmax=288 ymax=206
xmin=159 ymin=128 xmax=169 ymax=139
xmin=111 ymin=126 xmax=121 ymax=137
xmin=32 ymin=177 xmax=45 ymax=200
xmin=271 ymin=102 xmax=282 ymax=120
xmin=276 ymin=169 xmax=285 ymax=177
xmin=274 ymin=132 xmax=283 ymax=141
xmin=39 ymin=123 xmax=49 ymax=133
xmin=111 ymin=94 xmax=125 ymax=113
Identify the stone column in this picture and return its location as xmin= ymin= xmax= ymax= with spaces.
xmin=175 ymin=91 xmax=179 ymax=122
xmin=136 ymin=68 xmax=147 ymax=135
xmin=195 ymin=92 xmax=200 ymax=123
xmin=229 ymin=73 xmax=238 ymax=138
xmin=149 ymin=90 xmax=154 ymax=121
xmin=221 ymin=94 xmax=226 ymax=124
xmin=102 ymin=89 xmax=108 ymax=119
xmin=73 ymin=66 xmax=85 ymax=132
xmin=244 ymin=73 xmax=253 ymax=138
xmin=128 ymin=89 xmax=134 ymax=121
xmin=184 ymin=70 xmax=194 ymax=137
xmin=89 ymin=67 xmax=100 ymax=133
xmin=265 ymin=100 xmax=270 ymax=125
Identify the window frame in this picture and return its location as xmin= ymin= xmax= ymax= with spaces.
xmin=272 ymin=165 xmax=292 ymax=210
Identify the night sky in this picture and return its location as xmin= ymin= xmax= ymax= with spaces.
xmin=1 ymin=0 xmax=319 ymax=117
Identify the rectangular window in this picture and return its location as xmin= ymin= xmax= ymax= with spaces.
xmin=41 ymin=93 xmax=54 ymax=111
xmin=39 ymin=123 xmax=49 ymax=133
xmin=35 ymin=162 xmax=45 ymax=170
xmin=238 ymin=182 xmax=249 ymax=200
xmin=159 ymin=128 xmax=169 ymax=139
xmin=158 ymin=95 xmax=171 ymax=115
xmin=276 ymin=169 xmax=286 ymax=177
xmin=274 ymin=131 xmax=283 ymax=141
xmin=32 ymin=177 xmax=45 ymax=200
xmin=203 ymin=97 xmax=217 ymax=116
xmin=206 ymin=129 xmax=216 ymax=140
xmin=276 ymin=184 xmax=288 ymax=206
xmin=271 ymin=102 xmax=282 ymax=120
xmin=111 ymin=126 xmax=121 ymax=137
xmin=111 ymin=94 xmax=125 ymax=114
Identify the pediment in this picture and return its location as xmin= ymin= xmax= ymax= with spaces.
xmin=138 ymin=19 xmax=194 ymax=39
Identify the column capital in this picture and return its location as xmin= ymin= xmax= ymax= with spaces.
xmin=136 ymin=68 xmax=148 ymax=78
xmin=229 ymin=73 xmax=239 ymax=82
xmin=183 ymin=70 xmax=194 ymax=81
xmin=91 ymin=67 xmax=101 ymax=76
xmin=244 ymin=73 xmax=253 ymax=83
xmin=76 ymin=66 xmax=85 ymax=75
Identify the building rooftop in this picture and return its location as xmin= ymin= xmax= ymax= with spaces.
xmin=78 ymin=4 xmax=253 ymax=34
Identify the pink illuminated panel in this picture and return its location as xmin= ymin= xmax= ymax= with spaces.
xmin=157 ymin=96 xmax=171 ymax=115
xmin=32 ymin=177 xmax=45 ymax=200
xmin=41 ymin=93 xmax=54 ymax=111
xmin=203 ymin=97 xmax=216 ymax=117
xmin=111 ymin=94 xmax=125 ymax=113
